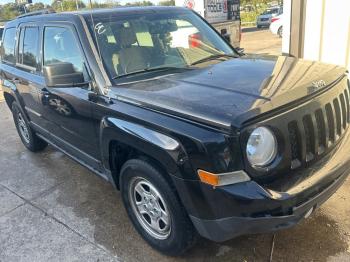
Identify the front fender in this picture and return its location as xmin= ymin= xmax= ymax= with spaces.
xmin=100 ymin=116 xmax=188 ymax=177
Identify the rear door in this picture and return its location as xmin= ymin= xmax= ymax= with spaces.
xmin=0 ymin=24 xmax=45 ymax=127
xmin=16 ymin=24 xmax=47 ymax=127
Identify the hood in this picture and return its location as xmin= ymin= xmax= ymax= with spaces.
xmin=110 ymin=55 xmax=347 ymax=130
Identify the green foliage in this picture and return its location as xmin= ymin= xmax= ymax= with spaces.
xmin=125 ymin=1 xmax=155 ymax=6
xmin=241 ymin=12 xmax=258 ymax=24
xmin=0 ymin=3 xmax=23 ymax=21
xmin=240 ymin=0 xmax=283 ymax=25
xmin=86 ymin=1 xmax=120 ymax=9
xmin=158 ymin=0 xmax=175 ymax=6
xmin=27 ymin=3 xmax=46 ymax=12
xmin=52 ymin=0 xmax=86 ymax=12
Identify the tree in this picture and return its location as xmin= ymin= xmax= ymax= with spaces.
xmin=158 ymin=0 xmax=175 ymax=6
xmin=28 ymin=3 xmax=45 ymax=12
xmin=125 ymin=1 xmax=155 ymax=6
xmin=0 ymin=3 xmax=23 ymax=21
xmin=52 ymin=0 xmax=85 ymax=12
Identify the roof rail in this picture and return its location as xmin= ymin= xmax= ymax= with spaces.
xmin=17 ymin=9 xmax=56 ymax=19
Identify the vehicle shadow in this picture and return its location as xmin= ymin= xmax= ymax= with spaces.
xmin=242 ymin=27 xmax=269 ymax=33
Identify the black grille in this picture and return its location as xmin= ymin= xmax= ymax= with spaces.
xmin=315 ymin=109 xmax=326 ymax=153
xmin=344 ymin=88 xmax=350 ymax=122
xmin=325 ymin=103 xmax=335 ymax=143
xmin=288 ymin=121 xmax=302 ymax=169
xmin=288 ymin=87 xmax=350 ymax=169
xmin=333 ymin=98 xmax=342 ymax=136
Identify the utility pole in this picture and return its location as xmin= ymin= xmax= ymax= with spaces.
xmin=75 ymin=0 xmax=79 ymax=10
xmin=57 ymin=0 xmax=64 ymax=11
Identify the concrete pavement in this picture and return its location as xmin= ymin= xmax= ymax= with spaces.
xmin=241 ymin=27 xmax=282 ymax=56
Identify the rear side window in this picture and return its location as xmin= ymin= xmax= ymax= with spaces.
xmin=18 ymin=26 xmax=39 ymax=69
xmin=1 ymin=27 xmax=16 ymax=64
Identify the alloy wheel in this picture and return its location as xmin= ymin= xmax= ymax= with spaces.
xmin=129 ymin=177 xmax=171 ymax=240
xmin=17 ymin=112 xmax=30 ymax=143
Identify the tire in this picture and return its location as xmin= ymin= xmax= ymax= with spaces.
xmin=12 ymin=102 xmax=48 ymax=152
xmin=120 ymin=159 xmax=197 ymax=256
xmin=278 ymin=26 xmax=283 ymax=38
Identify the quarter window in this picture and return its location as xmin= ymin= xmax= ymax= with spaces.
xmin=43 ymin=27 xmax=85 ymax=73
xmin=1 ymin=27 xmax=16 ymax=64
xmin=18 ymin=26 xmax=39 ymax=68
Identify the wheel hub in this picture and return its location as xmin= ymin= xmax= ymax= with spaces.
xmin=17 ymin=112 xmax=30 ymax=143
xmin=129 ymin=177 xmax=171 ymax=240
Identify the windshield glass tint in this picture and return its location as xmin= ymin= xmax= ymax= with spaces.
xmin=86 ymin=10 xmax=234 ymax=79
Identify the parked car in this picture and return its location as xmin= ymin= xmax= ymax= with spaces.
xmin=1 ymin=7 xmax=350 ymax=256
xmin=270 ymin=14 xmax=283 ymax=37
xmin=0 ymin=25 xmax=4 ymax=46
xmin=256 ymin=6 xmax=283 ymax=28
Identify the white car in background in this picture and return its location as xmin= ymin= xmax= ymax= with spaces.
xmin=270 ymin=14 xmax=283 ymax=38
xmin=256 ymin=6 xmax=282 ymax=28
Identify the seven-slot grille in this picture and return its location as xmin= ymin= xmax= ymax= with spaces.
xmin=287 ymin=85 xmax=350 ymax=170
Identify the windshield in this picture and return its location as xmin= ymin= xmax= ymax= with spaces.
xmin=86 ymin=9 xmax=235 ymax=80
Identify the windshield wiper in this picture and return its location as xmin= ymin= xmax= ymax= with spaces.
xmin=190 ymin=54 xmax=237 ymax=66
xmin=112 ymin=66 xmax=190 ymax=80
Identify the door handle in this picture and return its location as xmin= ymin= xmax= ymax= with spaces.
xmin=12 ymin=78 xmax=21 ymax=84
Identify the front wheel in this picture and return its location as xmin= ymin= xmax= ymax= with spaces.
xmin=12 ymin=102 xmax=48 ymax=152
xmin=120 ymin=159 xmax=197 ymax=256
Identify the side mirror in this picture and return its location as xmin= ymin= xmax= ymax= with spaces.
xmin=43 ymin=62 xmax=85 ymax=87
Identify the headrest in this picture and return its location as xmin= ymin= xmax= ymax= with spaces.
xmin=149 ymin=22 xmax=178 ymax=34
xmin=119 ymin=27 xmax=137 ymax=47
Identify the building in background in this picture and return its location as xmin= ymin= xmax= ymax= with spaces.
xmin=283 ymin=0 xmax=350 ymax=71
xmin=175 ymin=0 xmax=241 ymax=48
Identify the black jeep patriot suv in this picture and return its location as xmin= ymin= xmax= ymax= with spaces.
xmin=1 ymin=7 xmax=350 ymax=256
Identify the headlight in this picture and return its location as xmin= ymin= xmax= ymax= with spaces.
xmin=246 ymin=127 xmax=277 ymax=167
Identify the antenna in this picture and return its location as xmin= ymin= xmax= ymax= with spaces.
xmin=88 ymin=0 xmax=103 ymax=61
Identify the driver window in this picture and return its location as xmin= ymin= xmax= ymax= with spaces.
xmin=43 ymin=27 xmax=86 ymax=77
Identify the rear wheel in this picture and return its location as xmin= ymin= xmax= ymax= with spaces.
xmin=12 ymin=102 xmax=48 ymax=152
xmin=120 ymin=159 xmax=197 ymax=256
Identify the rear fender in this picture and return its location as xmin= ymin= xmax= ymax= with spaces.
xmin=2 ymin=79 xmax=30 ymax=122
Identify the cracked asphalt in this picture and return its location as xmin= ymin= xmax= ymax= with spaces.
xmin=0 ymin=30 xmax=350 ymax=262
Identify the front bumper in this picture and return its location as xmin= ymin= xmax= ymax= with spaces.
xmin=172 ymin=133 xmax=350 ymax=242
xmin=190 ymin=170 xmax=347 ymax=242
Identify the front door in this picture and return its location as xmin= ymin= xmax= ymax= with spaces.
xmin=35 ymin=24 xmax=101 ymax=170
